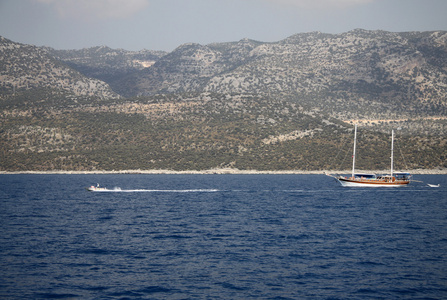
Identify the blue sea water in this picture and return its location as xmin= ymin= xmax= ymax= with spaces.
xmin=0 ymin=174 xmax=447 ymax=299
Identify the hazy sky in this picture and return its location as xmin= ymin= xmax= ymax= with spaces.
xmin=0 ymin=0 xmax=446 ymax=51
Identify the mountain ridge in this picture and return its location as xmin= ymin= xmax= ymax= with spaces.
xmin=47 ymin=46 xmax=167 ymax=86
xmin=103 ymin=29 xmax=447 ymax=120
xmin=1 ymin=30 xmax=446 ymax=171
xmin=0 ymin=36 xmax=119 ymax=99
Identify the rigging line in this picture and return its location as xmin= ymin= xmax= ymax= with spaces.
xmin=395 ymin=137 xmax=410 ymax=170
xmin=334 ymin=132 xmax=352 ymax=171
xmin=331 ymin=137 xmax=346 ymax=169
xmin=338 ymin=147 xmax=351 ymax=171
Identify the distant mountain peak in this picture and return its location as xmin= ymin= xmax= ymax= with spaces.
xmin=0 ymin=36 xmax=118 ymax=99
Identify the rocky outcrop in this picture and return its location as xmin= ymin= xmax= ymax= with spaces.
xmin=0 ymin=37 xmax=118 ymax=99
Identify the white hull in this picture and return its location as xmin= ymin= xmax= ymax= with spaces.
xmin=87 ymin=184 xmax=107 ymax=192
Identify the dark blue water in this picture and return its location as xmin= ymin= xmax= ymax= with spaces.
xmin=1 ymin=174 xmax=447 ymax=299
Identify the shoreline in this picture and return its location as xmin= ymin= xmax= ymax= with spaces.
xmin=1 ymin=168 xmax=446 ymax=175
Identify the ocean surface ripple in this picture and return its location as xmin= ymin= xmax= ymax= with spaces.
xmin=1 ymin=174 xmax=446 ymax=299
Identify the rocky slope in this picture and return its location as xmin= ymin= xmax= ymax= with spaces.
xmin=0 ymin=37 xmax=118 ymax=99
xmin=115 ymin=30 xmax=447 ymax=120
xmin=48 ymin=46 xmax=166 ymax=87
xmin=1 ymin=30 xmax=446 ymax=171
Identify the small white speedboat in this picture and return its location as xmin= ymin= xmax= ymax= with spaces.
xmin=427 ymin=184 xmax=440 ymax=188
xmin=87 ymin=184 xmax=107 ymax=191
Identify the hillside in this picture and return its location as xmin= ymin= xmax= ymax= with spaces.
xmin=48 ymin=46 xmax=166 ymax=88
xmin=0 ymin=30 xmax=446 ymax=171
xmin=113 ymin=39 xmax=264 ymax=97
xmin=113 ymin=30 xmax=447 ymax=120
xmin=0 ymin=37 xmax=118 ymax=99
xmin=1 ymin=90 xmax=446 ymax=172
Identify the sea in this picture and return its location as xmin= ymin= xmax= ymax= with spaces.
xmin=1 ymin=174 xmax=446 ymax=299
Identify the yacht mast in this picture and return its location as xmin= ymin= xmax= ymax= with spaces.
xmin=391 ymin=130 xmax=394 ymax=177
xmin=352 ymin=124 xmax=357 ymax=178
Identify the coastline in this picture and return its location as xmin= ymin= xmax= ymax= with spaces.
xmin=1 ymin=168 xmax=446 ymax=175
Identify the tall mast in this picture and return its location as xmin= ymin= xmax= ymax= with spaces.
xmin=390 ymin=129 xmax=394 ymax=177
xmin=352 ymin=124 xmax=357 ymax=178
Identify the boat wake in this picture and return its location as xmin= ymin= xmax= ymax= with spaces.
xmin=89 ymin=188 xmax=220 ymax=193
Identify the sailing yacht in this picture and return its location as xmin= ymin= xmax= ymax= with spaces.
xmin=332 ymin=124 xmax=411 ymax=187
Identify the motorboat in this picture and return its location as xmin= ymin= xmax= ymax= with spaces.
xmin=86 ymin=183 xmax=108 ymax=192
